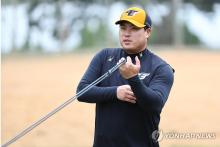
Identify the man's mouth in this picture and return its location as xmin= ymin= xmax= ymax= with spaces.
xmin=123 ymin=39 xmax=132 ymax=45
xmin=123 ymin=39 xmax=132 ymax=43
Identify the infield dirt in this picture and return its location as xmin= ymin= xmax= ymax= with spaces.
xmin=2 ymin=49 xmax=220 ymax=147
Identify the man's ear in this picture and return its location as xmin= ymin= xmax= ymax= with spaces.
xmin=145 ymin=28 xmax=152 ymax=39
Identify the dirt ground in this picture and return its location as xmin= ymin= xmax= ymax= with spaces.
xmin=2 ymin=49 xmax=220 ymax=147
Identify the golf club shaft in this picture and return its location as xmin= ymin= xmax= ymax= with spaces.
xmin=2 ymin=57 xmax=126 ymax=147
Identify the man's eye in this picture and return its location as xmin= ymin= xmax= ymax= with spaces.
xmin=132 ymin=27 xmax=139 ymax=31
xmin=120 ymin=27 xmax=126 ymax=30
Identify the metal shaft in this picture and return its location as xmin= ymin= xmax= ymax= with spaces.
xmin=2 ymin=57 xmax=126 ymax=147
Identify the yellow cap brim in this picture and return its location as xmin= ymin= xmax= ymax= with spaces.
xmin=115 ymin=19 xmax=146 ymax=28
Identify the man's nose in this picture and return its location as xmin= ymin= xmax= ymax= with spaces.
xmin=124 ymin=28 xmax=131 ymax=37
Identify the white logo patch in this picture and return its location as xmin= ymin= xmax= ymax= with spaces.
xmin=138 ymin=72 xmax=150 ymax=80
xmin=107 ymin=56 xmax=114 ymax=62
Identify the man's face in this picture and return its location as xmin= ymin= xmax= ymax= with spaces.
xmin=119 ymin=22 xmax=151 ymax=54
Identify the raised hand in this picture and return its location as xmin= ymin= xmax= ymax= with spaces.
xmin=119 ymin=56 xmax=140 ymax=79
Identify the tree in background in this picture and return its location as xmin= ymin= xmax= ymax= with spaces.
xmin=1 ymin=0 xmax=219 ymax=53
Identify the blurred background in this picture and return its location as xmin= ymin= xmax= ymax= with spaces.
xmin=1 ymin=0 xmax=220 ymax=147
xmin=1 ymin=0 xmax=220 ymax=53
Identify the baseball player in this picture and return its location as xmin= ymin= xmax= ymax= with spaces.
xmin=77 ymin=7 xmax=174 ymax=147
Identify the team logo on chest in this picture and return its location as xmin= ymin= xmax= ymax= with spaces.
xmin=107 ymin=56 xmax=114 ymax=62
xmin=138 ymin=72 xmax=150 ymax=80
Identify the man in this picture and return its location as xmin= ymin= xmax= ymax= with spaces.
xmin=77 ymin=7 xmax=174 ymax=147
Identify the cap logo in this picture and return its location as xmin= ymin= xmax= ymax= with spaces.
xmin=126 ymin=10 xmax=138 ymax=16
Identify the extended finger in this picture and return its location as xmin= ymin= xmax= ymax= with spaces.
xmin=126 ymin=91 xmax=135 ymax=97
xmin=125 ymin=94 xmax=136 ymax=100
xmin=135 ymin=56 xmax=140 ymax=67
xmin=124 ymin=98 xmax=136 ymax=104
xmin=126 ymin=56 xmax=132 ymax=64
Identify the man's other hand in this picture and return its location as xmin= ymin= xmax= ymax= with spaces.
xmin=117 ymin=85 xmax=136 ymax=104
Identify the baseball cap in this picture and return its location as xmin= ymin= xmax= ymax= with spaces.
xmin=115 ymin=7 xmax=152 ymax=28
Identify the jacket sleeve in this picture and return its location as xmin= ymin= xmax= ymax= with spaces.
xmin=127 ymin=65 xmax=174 ymax=113
xmin=76 ymin=50 xmax=117 ymax=103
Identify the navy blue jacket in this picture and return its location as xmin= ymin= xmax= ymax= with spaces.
xmin=77 ymin=48 xmax=174 ymax=147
